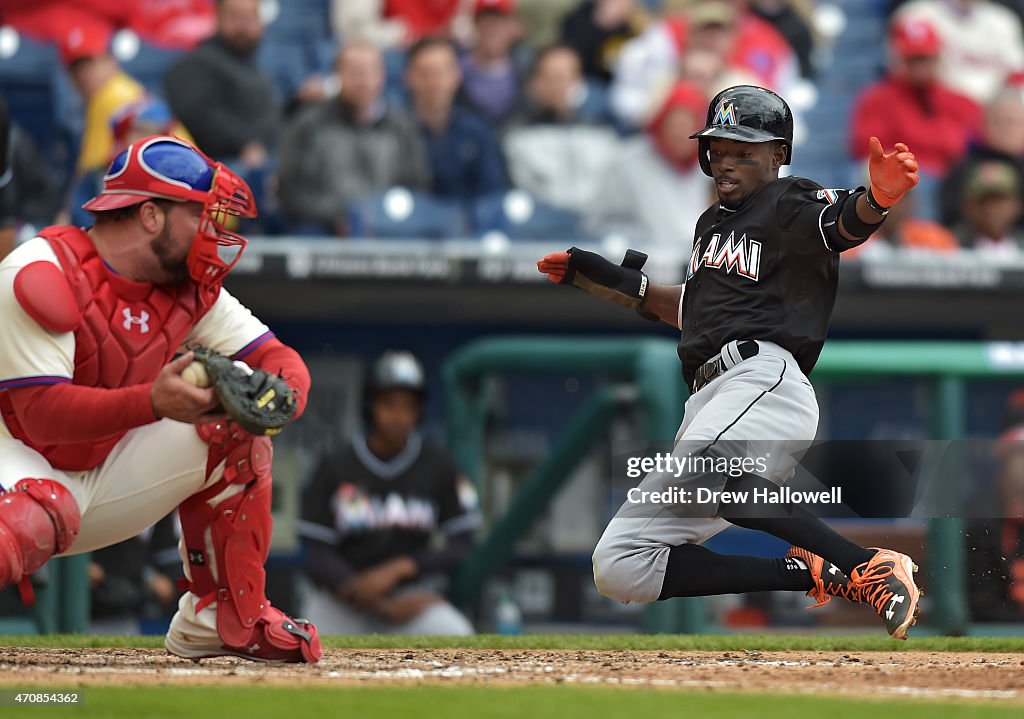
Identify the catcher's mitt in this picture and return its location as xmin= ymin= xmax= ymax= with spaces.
xmin=192 ymin=347 xmax=297 ymax=436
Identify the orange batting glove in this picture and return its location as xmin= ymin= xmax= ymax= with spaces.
xmin=868 ymin=136 xmax=919 ymax=208
xmin=537 ymin=251 xmax=570 ymax=283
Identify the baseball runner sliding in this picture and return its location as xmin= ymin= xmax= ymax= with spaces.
xmin=538 ymin=86 xmax=924 ymax=639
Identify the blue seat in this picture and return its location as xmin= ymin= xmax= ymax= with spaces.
xmin=578 ymin=79 xmax=612 ymax=125
xmin=257 ymin=40 xmax=315 ymax=100
xmin=0 ymin=31 xmax=77 ymax=187
xmin=116 ymin=40 xmax=183 ymax=95
xmin=347 ymin=188 xmax=468 ymax=239
xmin=262 ymin=0 xmax=331 ymax=43
xmin=472 ymin=190 xmax=587 ymax=241
xmin=313 ymin=38 xmax=340 ymax=74
xmin=0 ymin=31 xmax=60 ymax=85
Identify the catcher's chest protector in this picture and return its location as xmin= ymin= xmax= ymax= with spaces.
xmin=7 ymin=227 xmax=218 ymax=470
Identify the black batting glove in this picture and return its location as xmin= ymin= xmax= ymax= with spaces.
xmin=537 ymin=247 xmax=652 ymax=313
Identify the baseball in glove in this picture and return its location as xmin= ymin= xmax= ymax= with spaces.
xmin=188 ymin=347 xmax=298 ymax=436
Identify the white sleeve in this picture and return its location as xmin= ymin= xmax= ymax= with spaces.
xmin=0 ymin=239 xmax=75 ymax=389
xmin=183 ymin=287 xmax=273 ymax=359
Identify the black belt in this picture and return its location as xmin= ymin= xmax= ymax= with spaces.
xmin=691 ymin=340 xmax=759 ymax=393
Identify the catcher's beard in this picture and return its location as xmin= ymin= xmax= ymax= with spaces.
xmin=151 ymin=224 xmax=191 ymax=285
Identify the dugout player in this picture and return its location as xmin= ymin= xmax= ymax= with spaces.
xmin=299 ymin=351 xmax=479 ymax=635
xmin=538 ymin=86 xmax=924 ymax=638
xmin=0 ymin=136 xmax=321 ymax=662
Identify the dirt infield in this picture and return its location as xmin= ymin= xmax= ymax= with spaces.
xmin=1 ymin=648 xmax=1022 ymax=702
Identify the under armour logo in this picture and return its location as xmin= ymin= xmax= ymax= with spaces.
xmin=829 ymin=565 xmax=840 ymax=575
xmin=187 ymin=549 xmax=205 ymax=566
xmin=122 ymin=307 xmax=150 ymax=333
xmin=885 ymin=594 xmax=905 ymax=620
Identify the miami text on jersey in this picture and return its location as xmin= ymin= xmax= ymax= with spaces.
xmin=331 ymin=483 xmax=438 ymax=532
xmin=689 ymin=231 xmax=762 ymax=281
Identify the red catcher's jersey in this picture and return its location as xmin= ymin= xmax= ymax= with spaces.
xmin=0 ymin=226 xmax=218 ymax=471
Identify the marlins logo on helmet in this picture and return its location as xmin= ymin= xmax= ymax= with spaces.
xmin=713 ymin=98 xmax=737 ymax=125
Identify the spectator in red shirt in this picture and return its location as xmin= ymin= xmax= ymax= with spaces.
xmin=850 ymin=17 xmax=981 ymax=219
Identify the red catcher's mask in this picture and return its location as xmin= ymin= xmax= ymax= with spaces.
xmin=83 ymin=135 xmax=257 ymax=292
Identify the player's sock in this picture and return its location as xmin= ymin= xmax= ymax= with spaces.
xmin=726 ymin=514 xmax=874 ymax=577
xmin=716 ymin=473 xmax=875 ymax=576
xmin=657 ymin=543 xmax=814 ymax=599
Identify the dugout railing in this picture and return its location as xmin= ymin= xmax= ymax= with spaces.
xmin=444 ymin=337 xmax=1024 ymax=635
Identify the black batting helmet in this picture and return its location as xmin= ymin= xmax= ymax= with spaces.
xmin=362 ymin=351 xmax=426 ymax=423
xmin=690 ymin=85 xmax=793 ymax=177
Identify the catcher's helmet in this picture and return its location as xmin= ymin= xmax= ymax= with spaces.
xmin=363 ymin=351 xmax=426 ymax=423
xmin=83 ymin=135 xmax=256 ymax=294
xmin=690 ymin=85 xmax=793 ymax=177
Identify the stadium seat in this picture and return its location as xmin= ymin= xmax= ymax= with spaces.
xmin=579 ymin=79 xmax=613 ymax=125
xmin=261 ymin=0 xmax=331 ymax=43
xmin=313 ymin=38 xmax=340 ymax=74
xmin=382 ymin=47 xmax=410 ymax=109
xmin=0 ymin=28 xmax=61 ymax=142
xmin=472 ymin=190 xmax=588 ymax=242
xmin=0 ymin=27 xmax=59 ymax=85
xmin=347 ymin=188 xmax=468 ymax=239
xmin=257 ymin=40 xmax=313 ymax=99
xmin=0 ymin=28 xmax=77 ymax=187
xmin=112 ymin=31 xmax=184 ymax=95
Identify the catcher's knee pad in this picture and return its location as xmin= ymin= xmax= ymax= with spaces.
xmin=196 ymin=421 xmax=273 ymax=485
xmin=178 ymin=449 xmax=321 ymax=662
xmin=0 ymin=479 xmax=81 ymax=589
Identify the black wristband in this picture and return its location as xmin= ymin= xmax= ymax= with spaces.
xmin=841 ymin=193 xmax=886 ymax=239
xmin=865 ymin=188 xmax=890 ymax=216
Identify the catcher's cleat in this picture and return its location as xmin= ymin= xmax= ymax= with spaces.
xmin=165 ymin=608 xmax=322 ymax=664
xmin=850 ymin=548 xmax=922 ymax=640
xmin=785 ymin=546 xmax=859 ymax=608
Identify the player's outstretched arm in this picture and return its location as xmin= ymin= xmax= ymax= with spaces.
xmin=537 ymin=247 xmax=682 ymax=328
xmin=837 ymin=137 xmax=919 ymax=242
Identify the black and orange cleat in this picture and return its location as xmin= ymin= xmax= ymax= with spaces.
xmin=850 ymin=548 xmax=923 ymax=640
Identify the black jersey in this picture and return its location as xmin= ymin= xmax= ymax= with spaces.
xmin=678 ymin=176 xmax=862 ymax=386
xmin=299 ymin=432 xmax=480 ymax=572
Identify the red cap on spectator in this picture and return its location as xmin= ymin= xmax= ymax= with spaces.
xmin=60 ymin=22 xmax=112 ymax=67
xmin=647 ymin=81 xmax=707 ymax=172
xmin=475 ymin=0 xmax=516 ymax=16
xmin=1005 ymin=70 xmax=1024 ymax=89
xmin=890 ymin=18 xmax=941 ymax=58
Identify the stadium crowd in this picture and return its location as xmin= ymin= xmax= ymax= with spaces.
xmin=1 ymin=0 xmax=1023 ymax=261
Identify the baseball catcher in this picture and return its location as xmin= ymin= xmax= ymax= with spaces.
xmin=539 ymin=86 xmax=923 ymax=638
xmin=0 ymin=136 xmax=320 ymax=662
